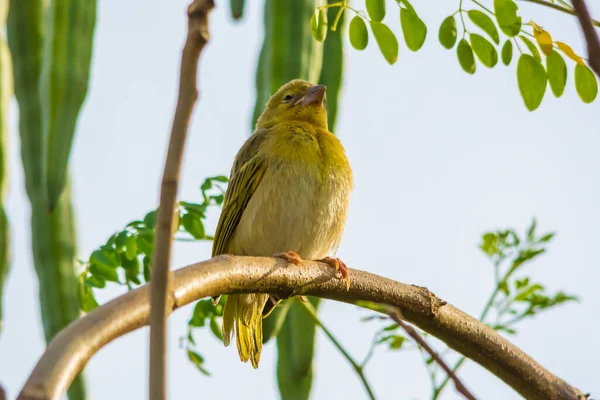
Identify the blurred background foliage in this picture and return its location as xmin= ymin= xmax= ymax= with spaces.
xmin=0 ymin=0 xmax=594 ymax=399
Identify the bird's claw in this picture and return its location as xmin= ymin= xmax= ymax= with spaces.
xmin=316 ymin=257 xmax=350 ymax=290
xmin=273 ymin=251 xmax=305 ymax=267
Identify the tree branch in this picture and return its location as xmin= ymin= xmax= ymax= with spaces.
xmin=387 ymin=308 xmax=476 ymax=400
xmin=149 ymin=2 xmax=214 ymax=400
xmin=571 ymin=0 xmax=600 ymax=76
xmin=18 ymin=256 xmax=586 ymax=400
xmin=519 ymin=0 xmax=600 ymax=28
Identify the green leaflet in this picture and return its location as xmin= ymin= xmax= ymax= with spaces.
xmin=438 ymin=16 xmax=457 ymax=50
xmin=546 ymin=50 xmax=566 ymax=97
xmin=43 ymin=0 xmax=97 ymax=210
xmin=7 ymin=1 xmax=90 ymax=398
xmin=574 ymin=64 xmax=598 ymax=104
xmin=349 ymin=16 xmax=368 ymax=50
xmin=517 ymin=54 xmax=547 ymax=111
xmin=0 ymin=0 xmax=12 ymax=335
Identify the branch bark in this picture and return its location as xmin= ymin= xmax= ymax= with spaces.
xmin=18 ymin=256 xmax=587 ymax=400
xmin=149 ymin=2 xmax=213 ymax=400
xmin=571 ymin=0 xmax=600 ymax=76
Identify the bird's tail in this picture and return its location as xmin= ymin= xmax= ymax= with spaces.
xmin=222 ymin=293 xmax=269 ymax=368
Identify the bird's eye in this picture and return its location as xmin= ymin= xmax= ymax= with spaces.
xmin=283 ymin=95 xmax=293 ymax=102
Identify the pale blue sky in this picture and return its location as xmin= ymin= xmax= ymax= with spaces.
xmin=1 ymin=0 xmax=599 ymax=399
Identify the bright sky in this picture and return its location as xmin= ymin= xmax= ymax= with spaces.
xmin=1 ymin=0 xmax=599 ymax=399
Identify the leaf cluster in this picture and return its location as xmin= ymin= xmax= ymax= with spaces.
xmin=77 ymin=176 xmax=228 ymax=312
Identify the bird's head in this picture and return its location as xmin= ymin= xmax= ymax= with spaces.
xmin=256 ymin=79 xmax=328 ymax=130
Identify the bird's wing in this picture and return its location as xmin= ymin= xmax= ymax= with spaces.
xmin=212 ymin=130 xmax=268 ymax=257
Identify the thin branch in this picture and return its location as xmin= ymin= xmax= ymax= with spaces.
xmin=148 ymin=2 xmax=214 ymax=400
xmin=17 ymin=256 xmax=587 ymax=400
xmin=518 ymin=0 xmax=600 ymax=27
xmin=298 ymin=299 xmax=377 ymax=400
xmin=571 ymin=0 xmax=600 ymax=76
xmin=388 ymin=308 xmax=476 ymax=400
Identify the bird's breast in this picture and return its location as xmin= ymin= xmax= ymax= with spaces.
xmin=227 ymin=135 xmax=352 ymax=260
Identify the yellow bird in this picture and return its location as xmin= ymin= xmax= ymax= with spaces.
xmin=212 ymin=79 xmax=353 ymax=368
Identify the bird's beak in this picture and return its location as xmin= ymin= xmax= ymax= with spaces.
xmin=295 ymin=85 xmax=326 ymax=107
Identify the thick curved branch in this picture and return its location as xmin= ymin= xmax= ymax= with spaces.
xmin=18 ymin=256 xmax=586 ymax=400
xmin=149 ymin=2 xmax=214 ymax=400
xmin=571 ymin=0 xmax=600 ymax=76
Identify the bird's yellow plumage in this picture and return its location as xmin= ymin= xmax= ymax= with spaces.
xmin=212 ymin=79 xmax=353 ymax=368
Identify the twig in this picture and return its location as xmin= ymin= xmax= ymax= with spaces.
xmin=519 ymin=0 xmax=600 ymax=27
xmin=298 ymin=299 xmax=377 ymax=400
xmin=571 ymin=0 xmax=600 ymax=76
xmin=387 ymin=308 xmax=476 ymax=400
xmin=17 ymin=256 xmax=586 ymax=400
xmin=149 ymin=2 xmax=214 ymax=400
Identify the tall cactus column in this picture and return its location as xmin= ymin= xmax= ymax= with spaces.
xmin=7 ymin=0 xmax=96 ymax=399
xmin=0 ymin=0 xmax=12 ymax=336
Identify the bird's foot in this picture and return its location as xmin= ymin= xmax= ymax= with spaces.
xmin=273 ymin=251 xmax=305 ymax=267
xmin=316 ymin=257 xmax=350 ymax=290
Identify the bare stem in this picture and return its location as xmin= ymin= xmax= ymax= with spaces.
xmin=518 ymin=0 xmax=600 ymax=27
xmin=148 ymin=2 xmax=214 ymax=400
xmin=298 ymin=300 xmax=377 ymax=400
xmin=571 ymin=0 xmax=600 ymax=76
xmin=388 ymin=309 xmax=476 ymax=400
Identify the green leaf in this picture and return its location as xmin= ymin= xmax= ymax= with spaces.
xmin=480 ymin=232 xmax=499 ymax=256
xmin=527 ymin=217 xmax=537 ymax=242
xmin=187 ymin=349 xmax=210 ymax=376
xmin=123 ymin=257 xmax=141 ymax=285
xmin=501 ymin=40 xmax=513 ymax=66
xmin=515 ymin=277 xmax=530 ymax=289
xmin=517 ymin=54 xmax=547 ymax=111
xmin=546 ymin=51 xmax=567 ymax=98
xmin=388 ymin=335 xmax=406 ymax=350
xmin=180 ymin=201 xmax=207 ymax=217
xmin=349 ymin=16 xmax=369 ymax=50
xmin=519 ymin=36 xmax=541 ymax=62
xmin=438 ymin=16 xmax=457 ymax=49
xmin=538 ymin=232 xmax=555 ymax=243
xmin=494 ymin=0 xmax=522 ymax=37
xmin=78 ymin=280 xmax=99 ymax=312
xmin=90 ymin=248 xmax=119 ymax=268
xmin=211 ymin=175 xmax=228 ymax=183
xmin=182 ymin=213 xmax=206 ymax=239
xmin=574 ymin=64 xmax=598 ymax=104
xmin=310 ymin=8 xmax=328 ymax=42
xmin=467 ymin=10 xmax=499 ymax=44
xmin=200 ymin=179 xmax=212 ymax=191
xmin=125 ymin=235 xmax=138 ymax=260
xmin=366 ymin=0 xmax=386 ymax=22
xmin=210 ymin=317 xmax=223 ymax=341
xmin=470 ymin=34 xmax=498 ymax=68
xmin=499 ymin=280 xmax=510 ymax=296
xmin=400 ymin=8 xmax=427 ymax=52
xmin=143 ymin=255 xmax=151 ymax=282
xmin=370 ymin=21 xmax=398 ymax=64
xmin=136 ymin=230 xmax=154 ymax=255
xmin=90 ymin=263 xmax=119 ymax=283
xmin=143 ymin=210 xmax=157 ymax=229
xmin=457 ymin=39 xmax=476 ymax=74
xmin=397 ymin=0 xmax=415 ymax=12
xmin=84 ymin=275 xmax=106 ymax=289
xmin=115 ymin=230 xmax=129 ymax=249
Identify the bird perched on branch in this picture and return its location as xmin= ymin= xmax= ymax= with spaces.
xmin=211 ymin=79 xmax=353 ymax=368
